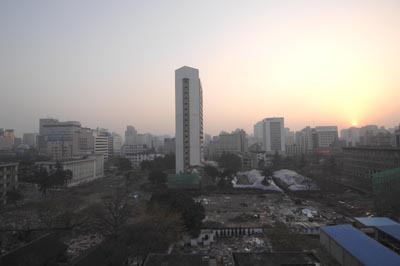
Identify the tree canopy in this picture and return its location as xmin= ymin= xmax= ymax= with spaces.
xmin=217 ymin=152 xmax=241 ymax=172
xmin=32 ymin=162 xmax=72 ymax=196
xmin=149 ymin=191 xmax=205 ymax=238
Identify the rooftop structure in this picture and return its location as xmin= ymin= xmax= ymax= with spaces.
xmin=354 ymin=217 xmax=398 ymax=227
xmin=320 ymin=224 xmax=400 ymax=266
xmin=143 ymin=253 xmax=213 ymax=266
xmin=232 ymin=252 xmax=320 ymax=266
xmin=376 ymin=224 xmax=400 ymax=242
xmin=167 ymin=173 xmax=200 ymax=190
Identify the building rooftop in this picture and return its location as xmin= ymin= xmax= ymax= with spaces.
xmin=143 ymin=253 xmax=212 ymax=266
xmin=320 ymin=224 xmax=400 ymax=266
xmin=355 ymin=217 xmax=398 ymax=227
xmin=232 ymin=252 xmax=319 ymax=266
xmin=376 ymin=224 xmax=400 ymax=241
xmin=167 ymin=173 xmax=200 ymax=190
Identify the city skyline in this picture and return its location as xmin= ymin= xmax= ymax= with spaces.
xmin=1 ymin=1 xmax=400 ymax=136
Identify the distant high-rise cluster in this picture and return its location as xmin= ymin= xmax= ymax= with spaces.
xmin=36 ymin=118 xmax=121 ymax=161
xmin=175 ymin=66 xmax=203 ymax=174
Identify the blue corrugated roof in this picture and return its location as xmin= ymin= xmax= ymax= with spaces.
xmin=376 ymin=224 xmax=400 ymax=241
xmin=355 ymin=217 xmax=398 ymax=227
xmin=321 ymin=224 xmax=400 ymax=266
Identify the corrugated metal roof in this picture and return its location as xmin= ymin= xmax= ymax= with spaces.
xmin=321 ymin=224 xmax=400 ymax=266
xmin=355 ymin=217 xmax=398 ymax=227
xmin=376 ymin=224 xmax=400 ymax=241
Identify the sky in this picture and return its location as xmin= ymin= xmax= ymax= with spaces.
xmin=1 ymin=0 xmax=399 ymax=137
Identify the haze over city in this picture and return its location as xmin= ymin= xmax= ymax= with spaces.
xmin=1 ymin=0 xmax=400 ymax=136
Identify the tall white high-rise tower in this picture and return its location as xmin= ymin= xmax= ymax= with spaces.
xmin=175 ymin=66 xmax=203 ymax=173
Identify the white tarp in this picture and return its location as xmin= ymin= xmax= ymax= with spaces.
xmin=232 ymin=170 xmax=283 ymax=192
xmin=273 ymin=169 xmax=318 ymax=191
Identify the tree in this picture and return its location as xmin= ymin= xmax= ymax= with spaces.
xmin=148 ymin=170 xmax=167 ymax=187
xmin=6 ymin=189 xmax=23 ymax=206
xmin=94 ymin=189 xmax=132 ymax=238
xmin=140 ymin=160 xmax=153 ymax=171
xmin=118 ymin=157 xmax=132 ymax=172
xmin=122 ymin=209 xmax=184 ymax=265
xmin=32 ymin=162 xmax=72 ymax=196
xmin=272 ymin=151 xmax=281 ymax=170
xmin=217 ymin=152 xmax=241 ymax=172
xmin=267 ymin=222 xmax=304 ymax=252
xmin=204 ymin=165 xmax=219 ymax=181
xmin=149 ymin=191 xmax=205 ymax=238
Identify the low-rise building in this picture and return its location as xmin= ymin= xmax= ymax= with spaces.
xmin=320 ymin=224 xmax=400 ymax=266
xmin=0 ymin=162 xmax=18 ymax=204
xmin=124 ymin=153 xmax=163 ymax=168
xmin=36 ymin=154 xmax=104 ymax=187
xmin=233 ymin=252 xmax=320 ymax=266
xmin=341 ymin=147 xmax=400 ymax=189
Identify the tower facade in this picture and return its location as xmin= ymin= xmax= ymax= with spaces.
xmin=175 ymin=66 xmax=203 ymax=173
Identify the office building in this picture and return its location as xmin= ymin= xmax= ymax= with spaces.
xmin=314 ymin=126 xmax=338 ymax=148
xmin=38 ymin=118 xmax=81 ymax=159
xmin=22 ymin=133 xmax=38 ymax=148
xmin=340 ymin=127 xmax=360 ymax=147
xmin=253 ymin=121 xmax=264 ymax=145
xmin=207 ymin=129 xmax=248 ymax=160
xmin=125 ymin=125 xmax=137 ymax=145
xmin=112 ymin=133 xmax=123 ymax=155
xmin=175 ymin=66 xmax=203 ymax=173
xmin=0 ymin=129 xmax=15 ymax=150
xmin=254 ymin=117 xmax=285 ymax=154
xmin=93 ymin=129 xmax=109 ymax=160
xmin=164 ymin=138 xmax=176 ymax=154
xmin=0 ymin=163 xmax=18 ymax=204
xmin=341 ymin=146 xmax=400 ymax=189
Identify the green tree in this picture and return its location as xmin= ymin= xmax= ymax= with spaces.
xmin=148 ymin=170 xmax=167 ymax=187
xmin=217 ymin=152 xmax=241 ymax=172
xmin=32 ymin=162 xmax=72 ymax=196
xmin=268 ymin=222 xmax=304 ymax=252
xmin=204 ymin=165 xmax=219 ymax=181
xmin=118 ymin=157 xmax=132 ymax=172
xmin=149 ymin=191 xmax=205 ymax=238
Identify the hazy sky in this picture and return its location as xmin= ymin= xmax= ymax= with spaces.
xmin=1 ymin=0 xmax=399 ymax=137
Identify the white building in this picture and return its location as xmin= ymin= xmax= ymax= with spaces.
xmin=340 ymin=127 xmax=360 ymax=147
xmin=124 ymin=153 xmax=163 ymax=168
xmin=175 ymin=66 xmax=203 ymax=174
xmin=36 ymin=154 xmax=104 ymax=187
xmin=93 ymin=130 xmax=109 ymax=160
xmin=112 ymin=133 xmax=123 ymax=155
xmin=255 ymin=117 xmax=285 ymax=154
